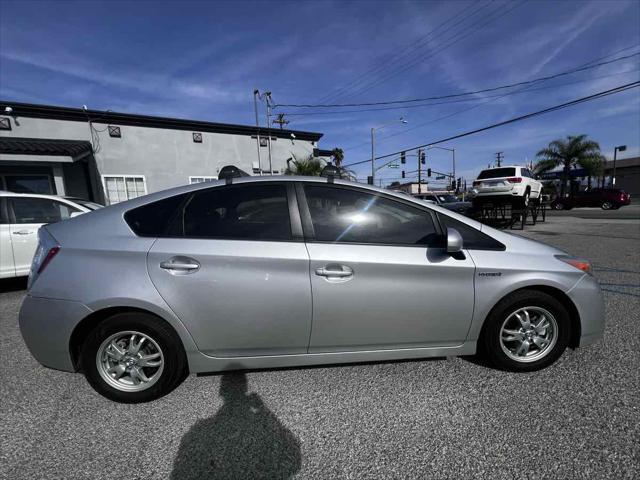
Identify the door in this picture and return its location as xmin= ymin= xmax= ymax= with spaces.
xmin=0 ymin=199 xmax=15 ymax=278
xmin=299 ymin=184 xmax=476 ymax=352
xmin=8 ymin=196 xmax=81 ymax=275
xmin=147 ymin=183 xmax=312 ymax=357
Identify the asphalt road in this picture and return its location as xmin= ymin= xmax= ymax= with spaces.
xmin=545 ymin=203 xmax=640 ymax=220
xmin=1 ymin=215 xmax=639 ymax=479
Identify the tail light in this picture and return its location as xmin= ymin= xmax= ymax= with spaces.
xmin=28 ymin=228 xmax=60 ymax=289
xmin=506 ymin=177 xmax=523 ymax=183
xmin=555 ymin=255 xmax=593 ymax=275
xmin=37 ymin=246 xmax=60 ymax=273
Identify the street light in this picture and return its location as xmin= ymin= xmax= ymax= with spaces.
xmin=371 ymin=117 xmax=407 ymax=184
xmin=612 ymin=145 xmax=627 ymax=187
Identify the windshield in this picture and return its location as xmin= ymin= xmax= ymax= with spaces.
xmin=477 ymin=168 xmax=516 ymax=179
xmin=437 ymin=195 xmax=458 ymax=203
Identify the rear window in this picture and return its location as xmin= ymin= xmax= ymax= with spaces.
xmin=477 ymin=168 xmax=516 ymax=179
xmin=125 ymin=193 xmax=188 ymax=236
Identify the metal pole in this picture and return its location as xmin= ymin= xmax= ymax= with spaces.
xmin=253 ymin=90 xmax=263 ymax=176
xmin=612 ymin=147 xmax=618 ymax=187
xmin=371 ymin=128 xmax=375 ymax=184
xmin=265 ymin=92 xmax=273 ymax=175
xmin=417 ymin=149 xmax=422 ymax=194
xmin=452 ymin=148 xmax=456 ymax=193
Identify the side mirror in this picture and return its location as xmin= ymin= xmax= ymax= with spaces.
xmin=70 ymin=211 xmax=83 ymax=218
xmin=446 ymin=227 xmax=463 ymax=254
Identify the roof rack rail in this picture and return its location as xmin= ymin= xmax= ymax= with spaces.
xmin=218 ymin=165 xmax=250 ymax=184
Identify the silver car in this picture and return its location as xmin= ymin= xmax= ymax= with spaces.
xmin=19 ymin=176 xmax=604 ymax=403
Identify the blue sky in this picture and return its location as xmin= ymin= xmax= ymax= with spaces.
xmin=1 ymin=0 xmax=639 ymax=186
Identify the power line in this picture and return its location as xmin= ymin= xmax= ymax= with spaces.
xmin=340 ymin=44 xmax=640 ymax=152
xmin=342 ymin=81 xmax=640 ymax=168
xmin=276 ymin=51 xmax=640 ymax=109
xmin=280 ymin=66 xmax=639 ymax=117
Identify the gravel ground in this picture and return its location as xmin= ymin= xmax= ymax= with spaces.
xmin=1 ymin=215 xmax=638 ymax=480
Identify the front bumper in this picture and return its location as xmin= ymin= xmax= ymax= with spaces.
xmin=19 ymin=295 xmax=92 ymax=372
xmin=566 ymin=274 xmax=605 ymax=347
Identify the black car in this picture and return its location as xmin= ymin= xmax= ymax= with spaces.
xmin=415 ymin=193 xmax=473 ymax=215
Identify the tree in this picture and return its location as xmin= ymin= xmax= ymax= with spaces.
xmin=331 ymin=148 xmax=344 ymax=167
xmin=285 ymin=154 xmax=325 ymax=176
xmin=535 ymin=134 xmax=605 ymax=196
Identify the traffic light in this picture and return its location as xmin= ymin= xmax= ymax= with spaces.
xmin=367 ymin=176 xmax=373 ymax=185
xmin=457 ymin=177 xmax=461 ymax=190
xmin=427 ymin=168 xmax=432 ymax=177
xmin=420 ymin=151 xmax=426 ymax=165
xmin=400 ymin=151 xmax=406 ymax=164
xmin=402 ymin=170 xmax=405 ymax=178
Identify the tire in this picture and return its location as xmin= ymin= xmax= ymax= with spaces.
xmin=521 ymin=190 xmax=530 ymax=208
xmin=601 ymin=201 xmax=612 ymax=210
xmin=479 ymin=290 xmax=571 ymax=372
xmin=553 ymin=202 xmax=564 ymax=210
xmin=81 ymin=312 xmax=187 ymax=403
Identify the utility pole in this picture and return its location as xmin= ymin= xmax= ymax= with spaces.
xmin=495 ymin=151 xmax=504 ymax=167
xmin=417 ymin=148 xmax=422 ymax=194
xmin=273 ymin=113 xmax=289 ymax=129
xmin=263 ymin=92 xmax=274 ymax=175
xmin=253 ymin=89 xmax=263 ymax=176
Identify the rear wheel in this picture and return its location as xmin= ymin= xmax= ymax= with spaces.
xmin=601 ymin=201 xmax=613 ymax=210
xmin=81 ymin=312 xmax=187 ymax=403
xmin=553 ymin=202 xmax=564 ymax=210
xmin=480 ymin=290 xmax=570 ymax=372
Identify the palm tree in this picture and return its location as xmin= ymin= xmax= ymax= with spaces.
xmin=285 ymin=154 xmax=325 ymax=176
xmin=331 ymin=148 xmax=344 ymax=167
xmin=535 ymin=135 xmax=605 ymax=196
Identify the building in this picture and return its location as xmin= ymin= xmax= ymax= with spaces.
xmin=602 ymin=156 xmax=639 ymax=196
xmin=0 ymin=101 xmax=323 ymax=204
xmin=388 ymin=181 xmax=436 ymax=196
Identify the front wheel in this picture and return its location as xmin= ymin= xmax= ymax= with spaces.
xmin=480 ymin=290 xmax=570 ymax=372
xmin=81 ymin=312 xmax=187 ymax=403
xmin=553 ymin=202 xmax=564 ymax=210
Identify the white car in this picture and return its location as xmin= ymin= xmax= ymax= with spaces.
xmin=0 ymin=191 xmax=101 ymax=278
xmin=472 ymin=166 xmax=542 ymax=207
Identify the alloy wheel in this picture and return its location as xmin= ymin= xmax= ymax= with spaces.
xmin=96 ymin=331 xmax=164 ymax=392
xmin=499 ymin=307 xmax=558 ymax=363
xmin=601 ymin=201 xmax=612 ymax=210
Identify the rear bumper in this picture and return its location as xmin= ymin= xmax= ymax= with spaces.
xmin=19 ymin=295 xmax=92 ymax=372
xmin=566 ymin=274 xmax=605 ymax=347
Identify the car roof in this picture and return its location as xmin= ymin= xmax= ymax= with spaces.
xmin=0 ymin=190 xmax=92 ymax=210
xmin=479 ymin=165 xmax=522 ymax=170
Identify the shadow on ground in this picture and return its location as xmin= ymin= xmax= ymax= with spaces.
xmin=0 ymin=277 xmax=27 ymax=293
xmin=171 ymin=372 xmax=301 ymax=480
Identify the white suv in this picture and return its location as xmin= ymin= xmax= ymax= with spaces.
xmin=0 ymin=191 xmax=101 ymax=278
xmin=472 ymin=166 xmax=542 ymax=207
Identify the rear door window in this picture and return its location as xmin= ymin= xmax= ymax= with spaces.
xmin=173 ymin=184 xmax=292 ymax=241
xmin=10 ymin=197 xmax=80 ymax=224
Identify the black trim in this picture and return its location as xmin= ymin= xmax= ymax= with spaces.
xmin=0 ymin=100 xmax=323 ymax=142
xmin=286 ymin=183 xmax=304 ymax=241
xmin=0 ymin=198 xmax=8 ymax=224
xmin=0 ymin=117 xmax=11 ymax=131
xmin=294 ymin=182 xmax=315 ymax=239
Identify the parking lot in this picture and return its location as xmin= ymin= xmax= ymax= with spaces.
xmin=1 ymin=208 xmax=638 ymax=480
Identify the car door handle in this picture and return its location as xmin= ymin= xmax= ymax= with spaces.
xmin=12 ymin=230 xmax=34 ymax=235
xmin=315 ymin=266 xmax=353 ymax=278
xmin=160 ymin=257 xmax=200 ymax=274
